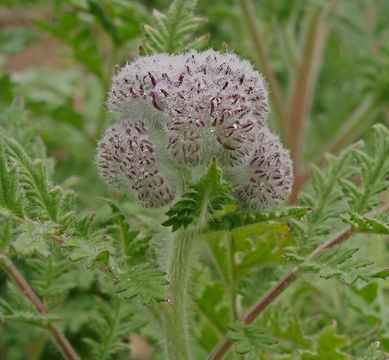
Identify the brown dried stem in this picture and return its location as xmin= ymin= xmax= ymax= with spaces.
xmin=238 ymin=0 xmax=287 ymax=133
xmin=207 ymin=202 xmax=389 ymax=360
xmin=0 ymin=251 xmax=80 ymax=360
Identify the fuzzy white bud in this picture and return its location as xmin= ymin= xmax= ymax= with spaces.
xmin=97 ymin=49 xmax=293 ymax=209
xmin=108 ymin=50 xmax=269 ymax=166
xmin=96 ymin=120 xmax=175 ymax=207
xmin=226 ymin=130 xmax=293 ymax=209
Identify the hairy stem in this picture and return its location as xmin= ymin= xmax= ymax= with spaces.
xmin=207 ymin=203 xmax=389 ymax=360
xmin=238 ymin=0 xmax=286 ymax=133
xmin=227 ymin=232 xmax=238 ymax=320
xmin=159 ymin=229 xmax=195 ymax=360
xmin=0 ymin=251 xmax=80 ymax=360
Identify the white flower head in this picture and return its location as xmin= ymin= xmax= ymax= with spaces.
xmin=108 ymin=50 xmax=269 ymax=166
xmin=97 ymin=49 xmax=293 ymax=209
xmin=226 ymin=129 xmax=293 ymax=209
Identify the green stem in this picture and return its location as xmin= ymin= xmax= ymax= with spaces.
xmin=27 ymin=332 xmax=46 ymax=360
xmin=44 ymin=256 xmax=53 ymax=309
xmin=160 ymin=229 xmax=195 ymax=360
xmin=227 ymin=232 xmax=238 ymax=320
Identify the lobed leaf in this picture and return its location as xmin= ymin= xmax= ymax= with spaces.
xmin=114 ymin=263 xmax=168 ymax=304
xmin=162 ymin=159 xmax=233 ymax=232
xmin=142 ymin=0 xmax=208 ymax=54
xmin=227 ymin=323 xmax=278 ymax=358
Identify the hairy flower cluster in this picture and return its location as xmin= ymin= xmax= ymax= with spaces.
xmin=97 ymin=49 xmax=293 ymax=209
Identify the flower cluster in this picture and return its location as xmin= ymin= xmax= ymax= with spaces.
xmin=97 ymin=49 xmax=293 ymax=209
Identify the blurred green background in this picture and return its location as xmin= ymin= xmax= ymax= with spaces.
xmin=0 ymin=0 xmax=389 ymax=359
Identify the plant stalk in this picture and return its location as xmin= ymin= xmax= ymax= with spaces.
xmin=159 ymin=229 xmax=195 ymax=360
xmin=238 ymin=0 xmax=287 ymax=134
xmin=227 ymin=232 xmax=238 ymax=320
xmin=0 ymin=251 xmax=80 ymax=360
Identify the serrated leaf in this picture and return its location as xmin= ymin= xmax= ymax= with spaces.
xmin=162 ymin=159 xmax=233 ymax=232
xmin=364 ymin=342 xmax=389 ymax=360
xmin=227 ymin=323 xmax=278 ymax=357
xmin=0 ymin=282 xmax=59 ymax=328
xmin=83 ymin=297 xmax=146 ymax=360
xmin=236 ymin=226 xmax=293 ymax=276
xmin=300 ymin=322 xmax=348 ymax=360
xmin=0 ymin=142 xmax=24 ymax=217
xmin=12 ymin=222 xmax=59 ymax=256
xmin=142 ymin=0 xmax=207 ymax=54
xmin=100 ymin=197 xmax=152 ymax=264
xmin=0 ymin=131 xmax=58 ymax=221
xmin=286 ymin=246 xmax=389 ymax=285
xmin=341 ymin=124 xmax=389 ymax=214
xmin=114 ymin=263 xmax=168 ymax=304
xmin=341 ymin=211 xmax=389 ymax=234
xmin=194 ymin=283 xmax=230 ymax=333
xmin=294 ymin=149 xmax=354 ymax=251
xmin=63 ymin=232 xmax=116 ymax=269
xmin=208 ymin=206 xmax=308 ymax=231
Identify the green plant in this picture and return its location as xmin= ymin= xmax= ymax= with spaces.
xmin=0 ymin=0 xmax=389 ymax=359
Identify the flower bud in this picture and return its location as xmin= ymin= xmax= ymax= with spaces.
xmin=96 ymin=120 xmax=175 ymax=208
xmin=98 ymin=50 xmax=293 ymax=209
xmin=226 ymin=130 xmax=293 ymax=209
xmin=108 ymin=49 xmax=269 ymax=166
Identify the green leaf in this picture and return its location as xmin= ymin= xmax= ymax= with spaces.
xmin=142 ymin=0 xmax=208 ymax=53
xmin=114 ymin=263 xmax=168 ymax=304
xmin=300 ymin=322 xmax=348 ymax=360
xmin=292 ymin=149 xmax=355 ymax=251
xmin=286 ymin=246 xmax=389 ymax=286
xmin=0 ymin=141 xmax=24 ymax=217
xmin=29 ymin=257 xmax=76 ymax=302
xmin=340 ymin=124 xmax=389 ymax=214
xmin=208 ymin=206 xmax=308 ymax=232
xmin=0 ymin=74 xmax=13 ymax=105
xmin=236 ymin=225 xmax=293 ymax=276
xmin=0 ymin=282 xmax=59 ymax=328
xmin=273 ymin=312 xmax=311 ymax=349
xmin=0 ymin=131 xmax=58 ymax=221
xmin=162 ymin=159 xmax=233 ymax=232
xmin=227 ymin=323 xmax=278 ymax=358
xmin=63 ymin=232 xmax=116 ymax=269
xmin=341 ymin=211 xmax=389 ymax=234
xmin=12 ymin=222 xmax=58 ymax=256
xmin=194 ymin=283 xmax=230 ymax=333
xmin=364 ymin=341 xmax=389 ymax=360
xmin=83 ymin=297 xmax=146 ymax=360
xmin=99 ymin=197 xmax=152 ymax=264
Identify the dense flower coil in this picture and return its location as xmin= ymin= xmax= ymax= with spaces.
xmin=97 ymin=49 xmax=293 ymax=209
